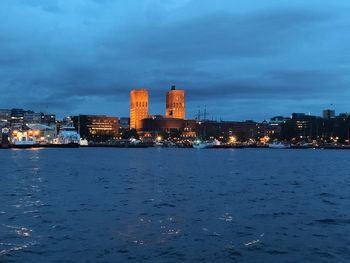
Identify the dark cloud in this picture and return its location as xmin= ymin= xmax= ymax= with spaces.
xmin=118 ymin=8 xmax=332 ymax=62
xmin=0 ymin=0 xmax=349 ymax=120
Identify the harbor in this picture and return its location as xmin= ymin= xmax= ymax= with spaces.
xmin=1 ymin=146 xmax=349 ymax=262
xmin=3 ymin=135 xmax=350 ymax=150
xmin=2 ymin=91 xmax=350 ymax=153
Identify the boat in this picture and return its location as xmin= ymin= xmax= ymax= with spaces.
xmin=129 ymin=138 xmax=141 ymax=145
xmin=52 ymin=125 xmax=80 ymax=147
xmin=154 ymin=141 xmax=164 ymax=147
xmin=291 ymin=142 xmax=310 ymax=149
xmin=268 ymin=142 xmax=291 ymax=149
xmin=193 ymin=139 xmax=221 ymax=149
xmin=10 ymin=127 xmax=40 ymax=149
xmin=79 ymin=138 xmax=89 ymax=146
xmin=154 ymin=141 xmax=177 ymax=148
xmin=12 ymin=139 xmax=39 ymax=149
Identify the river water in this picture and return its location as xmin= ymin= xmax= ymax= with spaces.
xmin=0 ymin=148 xmax=349 ymax=262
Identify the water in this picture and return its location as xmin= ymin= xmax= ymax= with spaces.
xmin=0 ymin=148 xmax=349 ymax=263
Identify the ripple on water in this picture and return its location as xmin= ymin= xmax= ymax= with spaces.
xmin=0 ymin=242 xmax=36 ymax=257
xmin=0 ymin=224 xmax=37 ymax=259
xmin=1 ymin=148 xmax=350 ymax=262
xmin=315 ymin=218 xmax=350 ymax=225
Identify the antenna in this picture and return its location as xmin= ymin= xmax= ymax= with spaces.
xmin=197 ymin=107 xmax=201 ymax=121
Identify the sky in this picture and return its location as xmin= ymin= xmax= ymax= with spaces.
xmin=0 ymin=0 xmax=350 ymax=121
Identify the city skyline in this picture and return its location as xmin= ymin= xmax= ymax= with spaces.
xmin=0 ymin=0 xmax=350 ymax=120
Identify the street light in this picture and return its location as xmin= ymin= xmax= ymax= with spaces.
xmin=229 ymin=136 xmax=237 ymax=144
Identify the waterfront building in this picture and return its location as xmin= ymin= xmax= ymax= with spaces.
xmin=323 ymin=109 xmax=335 ymax=120
xmin=23 ymin=112 xmax=56 ymax=126
xmin=267 ymin=116 xmax=291 ymax=138
xmin=140 ymin=116 xmax=196 ymax=139
xmin=270 ymin=116 xmax=290 ymax=124
xmin=130 ymin=89 xmax=149 ymax=130
xmin=41 ymin=114 xmax=56 ymax=126
xmin=165 ymin=85 xmax=185 ymax=119
xmin=291 ymin=113 xmax=319 ymax=139
xmin=10 ymin=109 xmax=26 ymax=126
xmin=278 ymin=113 xmax=320 ymax=141
xmin=338 ymin=112 xmax=350 ymax=118
xmin=73 ymin=115 xmax=119 ymax=142
xmin=119 ymin=117 xmax=130 ymax=130
xmin=1 ymin=109 xmax=56 ymax=130
xmin=0 ymin=109 xmax=11 ymax=123
xmin=0 ymin=126 xmax=10 ymax=147
xmin=196 ymin=120 xmax=260 ymax=141
xmin=24 ymin=112 xmax=42 ymax=124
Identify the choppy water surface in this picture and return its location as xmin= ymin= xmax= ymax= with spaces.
xmin=0 ymin=148 xmax=349 ymax=262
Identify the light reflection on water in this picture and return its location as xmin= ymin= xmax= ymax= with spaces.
xmin=0 ymin=148 xmax=349 ymax=262
xmin=1 ymin=148 xmax=43 ymax=257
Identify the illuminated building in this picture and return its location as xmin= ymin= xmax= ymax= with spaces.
xmin=73 ymin=115 xmax=119 ymax=142
xmin=24 ymin=112 xmax=56 ymax=126
xmin=140 ymin=116 xmax=196 ymax=139
xmin=24 ymin=112 xmax=42 ymax=124
xmin=130 ymin=89 xmax=149 ymax=130
xmin=165 ymin=85 xmax=185 ymax=119
xmin=291 ymin=113 xmax=318 ymax=139
xmin=119 ymin=117 xmax=130 ymax=129
xmin=41 ymin=114 xmax=56 ymax=126
xmin=0 ymin=109 xmax=11 ymax=122
xmin=10 ymin=109 xmax=26 ymax=126
xmin=196 ymin=120 xmax=262 ymax=141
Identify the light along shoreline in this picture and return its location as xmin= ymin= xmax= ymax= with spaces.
xmin=2 ymin=143 xmax=350 ymax=150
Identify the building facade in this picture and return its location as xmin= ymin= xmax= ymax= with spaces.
xmin=323 ymin=109 xmax=335 ymax=120
xmin=41 ymin=114 xmax=56 ymax=126
xmin=165 ymin=86 xmax=185 ymax=119
xmin=130 ymin=89 xmax=149 ymax=130
xmin=24 ymin=112 xmax=42 ymax=124
xmin=196 ymin=120 xmax=261 ymax=141
xmin=140 ymin=116 xmax=196 ymax=139
xmin=119 ymin=117 xmax=130 ymax=130
xmin=0 ymin=109 xmax=11 ymax=123
xmin=73 ymin=115 xmax=119 ymax=142
xmin=10 ymin=109 xmax=26 ymax=126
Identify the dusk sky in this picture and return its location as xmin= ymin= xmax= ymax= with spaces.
xmin=1 ymin=0 xmax=350 ymax=121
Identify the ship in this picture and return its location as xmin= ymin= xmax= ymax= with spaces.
xmin=12 ymin=139 xmax=39 ymax=149
xmin=10 ymin=126 xmax=40 ymax=149
xmin=193 ymin=139 xmax=221 ymax=149
xmin=51 ymin=125 xmax=81 ymax=148
xmin=268 ymin=142 xmax=291 ymax=149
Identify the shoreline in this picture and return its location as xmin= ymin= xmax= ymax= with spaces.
xmin=2 ymin=144 xmax=350 ymax=150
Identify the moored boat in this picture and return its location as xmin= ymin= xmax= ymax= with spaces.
xmin=268 ymin=142 xmax=291 ymax=149
xmin=10 ymin=127 xmax=40 ymax=149
xmin=193 ymin=139 xmax=221 ymax=149
xmin=52 ymin=125 xmax=80 ymax=147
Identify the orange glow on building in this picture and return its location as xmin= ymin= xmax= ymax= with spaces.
xmin=130 ymin=89 xmax=149 ymax=130
xmin=165 ymin=85 xmax=185 ymax=119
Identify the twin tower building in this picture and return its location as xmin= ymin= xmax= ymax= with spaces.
xmin=130 ymin=86 xmax=185 ymax=130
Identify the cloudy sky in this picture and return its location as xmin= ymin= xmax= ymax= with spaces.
xmin=0 ymin=0 xmax=349 ymax=121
